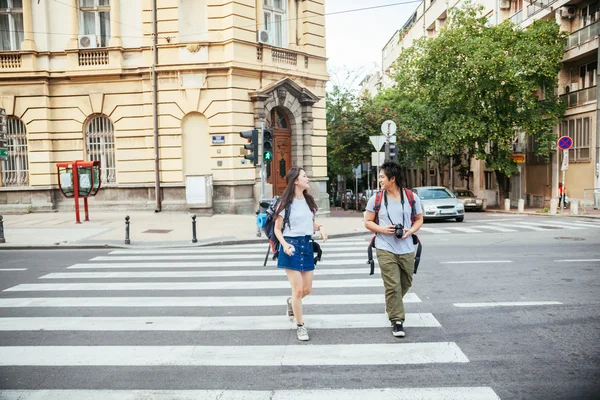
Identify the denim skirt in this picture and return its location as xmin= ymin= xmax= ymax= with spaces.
xmin=277 ymin=235 xmax=315 ymax=272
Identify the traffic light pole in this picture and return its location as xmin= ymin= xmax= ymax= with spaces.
xmin=384 ymin=135 xmax=390 ymax=162
xmin=260 ymin=121 xmax=266 ymax=200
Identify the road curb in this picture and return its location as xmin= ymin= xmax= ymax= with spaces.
xmin=0 ymin=231 xmax=372 ymax=250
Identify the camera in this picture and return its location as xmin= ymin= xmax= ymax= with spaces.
xmin=394 ymin=223 xmax=404 ymax=238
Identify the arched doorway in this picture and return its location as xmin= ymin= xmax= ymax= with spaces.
xmin=267 ymin=107 xmax=292 ymax=195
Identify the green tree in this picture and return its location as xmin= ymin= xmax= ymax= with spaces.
xmin=386 ymin=2 xmax=567 ymax=198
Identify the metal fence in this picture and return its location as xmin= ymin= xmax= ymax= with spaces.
xmin=1 ymin=117 xmax=29 ymax=187
xmin=85 ymin=115 xmax=116 ymax=184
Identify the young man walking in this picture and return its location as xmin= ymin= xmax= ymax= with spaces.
xmin=364 ymin=161 xmax=424 ymax=337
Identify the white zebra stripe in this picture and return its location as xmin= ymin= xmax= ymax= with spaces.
xmin=0 ymin=343 xmax=469 ymax=366
xmin=0 ymin=387 xmax=501 ymax=400
xmin=90 ymin=254 xmax=367 ymax=262
xmin=0 ymin=294 xmax=422 ymax=308
xmin=40 ymin=269 xmax=379 ymax=279
xmin=0 ymin=313 xmax=441 ymax=331
xmin=3 ymin=279 xmax=384 ymax=292
xmin=68 ymin=259 xmax=374 ymax=269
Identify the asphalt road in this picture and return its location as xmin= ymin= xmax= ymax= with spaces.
xmin=0 ymin=214 xmax=599 ymax=400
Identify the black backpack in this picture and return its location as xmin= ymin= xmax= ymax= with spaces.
xmin=263 ymin=196 xmax=291 ymax=260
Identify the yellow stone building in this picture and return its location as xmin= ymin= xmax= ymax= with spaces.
xmin=0 ymin=0 xmax=330 ymax=214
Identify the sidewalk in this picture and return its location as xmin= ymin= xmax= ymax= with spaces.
xmin=0 ymin=206 xmax=598 ymax=249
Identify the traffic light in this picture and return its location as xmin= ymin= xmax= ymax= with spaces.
xmin=390 ymin=143 xmax=399 ymax=163
xmin=263 ymin=128 xmax=273 ymax=163
xmin=240 ymin=129 xmax=259 ymax=165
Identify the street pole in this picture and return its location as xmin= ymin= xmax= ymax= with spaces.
xmin=152 ymin=0 xmax=161 ymax=212
xmin=260 ymin=121 xmax=265 ymax=200
xmin=451 ymin=156 xmax=455 ymax=191
xmin=384 ymin=135 xmax=390 ymax=161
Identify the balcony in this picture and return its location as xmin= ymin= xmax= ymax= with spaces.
xmin=566 ymin=21 xmax=599 ymax=49
xmin=0 ymin=54 xmax=22 ymax=69
xmin=561 ymin=86 xmax=597 ymax=108
xmin=526 ymin=0 xmax=558 ymax=19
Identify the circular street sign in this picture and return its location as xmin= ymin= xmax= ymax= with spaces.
xmin=558 ymin=136 xmax=573 ymax=150
xmin=381 ymin=120 xmax=397 ymax=136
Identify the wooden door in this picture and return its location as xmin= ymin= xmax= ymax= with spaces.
xmin=267 ymin=108 xmax=292 ymax=196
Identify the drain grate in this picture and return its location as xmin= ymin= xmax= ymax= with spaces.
xmin=143 ymin=229 xmax=172 ymax=234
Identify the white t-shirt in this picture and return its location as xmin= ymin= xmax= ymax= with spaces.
xmin=279 ymin=198 xmax=314 ymax=237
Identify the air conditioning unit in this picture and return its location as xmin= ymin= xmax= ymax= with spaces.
xmin=78 ymin=34 xmax=98 ymax=49
xmin=565 ymin=83 xmax=579 ymax=93
xmin=559 ymin=6 xmax=577 ymax=18
xmin=257 ymin=30 xmax=270 ymax=45
xmin=499 ymin=0 xmax=510 ymax=10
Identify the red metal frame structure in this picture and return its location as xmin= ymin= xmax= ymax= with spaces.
xmin=56 ymin=160 xmax=102 ymax=223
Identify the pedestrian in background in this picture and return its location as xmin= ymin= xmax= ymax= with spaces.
xmin=273 ymin=167 xmax=328 ymax=341
xmin=364 ymin=161 xmax=423 ymax=337
xmin=559 ymin=182 xmax=567 ymax=208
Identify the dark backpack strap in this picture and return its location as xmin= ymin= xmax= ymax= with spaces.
xmin=283 ymin=202 xmax=291 ymax=230
xmin=367 ymin=192 xmax=384 ymax=275
xmin=413 ymin=235 xmax=422 ymax=274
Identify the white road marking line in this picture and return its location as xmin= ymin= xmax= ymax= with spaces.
xmin=475 ymin=218 xmax=522 ymax=222
xmin=554 ymin=259 xmax=600 ymax=262
xmin=444 ymin=227 xmax=483 ymax=233
xmin=0 ymin=387 xmax=501 ymax=400
xmin=0 ymin=294 xmax=422 ymax=308
xmin=469 ymin=225 xmax=517 ymax=232
xmin=517 ymin=221 xmax=585 ymax=230
xmin=454 ymin=301 xmax=562 ymax=308
xmin=0 ymin=268 xmax=27 ymax=271
xmin=0 ymin=313 xmax=441 ymax=331
xmin=3 ymin=279 xmax=384 ymax=292
xmin=109 ymin=245 xmax=366 ymax=255
xmin=68 ymin=259 xmax=375 ymax=269
xmin=491 ymin=223 xmax=548 ymax=232
xmin=0 ymin=343 xmax=469 ymax=366
xmin=418 ymin=227 xmax=452 ymax=234
xmin=40 ymin=269 xmax=379 ymax=279
xmin=534 ymin=220 xmax=600 ymax=229
xmin=91 ymin=254 xmax=367 ymax=261
xmin=441 ymin=260 xmax=512 ymax=264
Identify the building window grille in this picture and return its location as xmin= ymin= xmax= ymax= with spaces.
xmin=85 ymin=115 xmax=116 ymax=184
xmin=0 ymin=0 xmax=24 ymax=51
xmin=561 ymin=117 xmax=591 ymax=162
xmin=80 ymin=0 xmax=111 ymax=48
xmin=264 ymin=0 xmax=286 ymax=47
xmin=484 ymin=171 xmax=494 ymax=190
xmin=1 ymin=116 xmax=28 ymax=187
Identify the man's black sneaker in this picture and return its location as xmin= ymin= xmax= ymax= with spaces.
xmin=392 ymin=321 xmax=405 ymax=337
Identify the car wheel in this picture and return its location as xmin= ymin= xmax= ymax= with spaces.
xmin=455 ymin=216 xmax=464 ymax=222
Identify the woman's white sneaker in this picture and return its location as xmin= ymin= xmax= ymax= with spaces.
xmin=296 ymin=324 xmax=309 ymax=341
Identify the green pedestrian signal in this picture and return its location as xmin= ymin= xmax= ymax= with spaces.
xmin=263 ymin=128 xmax=273 ymax=163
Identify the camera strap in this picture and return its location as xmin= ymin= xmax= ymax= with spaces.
xmin=383 ymin=190 xmax=406 ymax=231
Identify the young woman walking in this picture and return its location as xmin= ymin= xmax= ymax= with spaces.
xmin=273 ymin=167 xmax=327 ymax=341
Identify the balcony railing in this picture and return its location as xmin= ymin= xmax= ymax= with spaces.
xmin=567 ymin=21 xmax=600 ymax=48
xmin=509 ymin=10 xmax=523 ymax=25
xmin=526 ymin=0 xmax=558 ymax=19
xmin=78 ymin=50 xmax=109 ymax=66
xmin=0 ymin=54 xmax=22 ymax=69
xmin=272 ymin=49 xmax=297 ymax=66
xmin=561 ymin=86 xmax=597 ymax=108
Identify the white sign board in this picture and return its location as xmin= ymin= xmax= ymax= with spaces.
xmin=186 ymin=176 xmax=207 ymax=204
xmin=371 ymin=152 xmax=385 ymax=167
xmin=79 ymin=174 xmax=91 ymax=189
xmin=369 ymin=135 xmax=386 ymax=152
xmin=381 ymin=120 xmax=397 ymax=137
xmin=60 ymin=173 xmax=72 ymax=189
xmin=561 ymin=150 xmax=569 ymax=171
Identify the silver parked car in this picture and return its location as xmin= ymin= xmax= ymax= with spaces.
xmin=454 ymin=190 xmax=485 ymax=211
xmin=412 ymin=186 xmax=465 ymax=222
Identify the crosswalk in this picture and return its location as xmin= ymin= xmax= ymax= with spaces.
xmin=418 ymin=218 xmax=600 ymax=234
xmin=0 ymin=239 xmax=501 ymax=399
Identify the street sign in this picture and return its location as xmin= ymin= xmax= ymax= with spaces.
xmin=381 ymin=120 xmax=397 ymax=137
xmin=369 ymin=135 xmax=386 ymax=152
xmin=561 ymin=149 xmax=569 ymax=171
xmin=512 ymin=154 xmax=525 ymax=163
xmin=371 ymin=151 xmax=384 ymax=166
xmin=211 ymin=135 xmax=225 ymax=144
xmin=558 ymin=136 xmax=573 ymax=150
xmin=0 ymin=148 xmax=8 ymax=161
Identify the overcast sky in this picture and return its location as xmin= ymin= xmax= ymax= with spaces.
xmin=324 ymin=0 xmax=421 ymax=89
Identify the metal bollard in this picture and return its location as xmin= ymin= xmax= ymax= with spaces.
xmin=124 ymin=216 xmax=131 ymax=245
xmin=191 ymin=215 xmax=198 ymax=243
xmin=0 ymin=215 xmax=5 ymax=244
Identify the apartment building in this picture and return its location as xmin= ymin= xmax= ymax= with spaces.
xmin=0 ymin=0 xmax=329 ymax=214
xmin=374 ymin=0 xmax=599 ymax=208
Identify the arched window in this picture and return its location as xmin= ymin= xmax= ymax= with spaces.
xmin=85 ymin=115 xmax=116 ymax=183
xmin=1 ymin=116 xmax=28 ymax=187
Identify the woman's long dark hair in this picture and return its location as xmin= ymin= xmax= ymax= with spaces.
xmin=274 ymin=167 xmax=318 ymax=217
